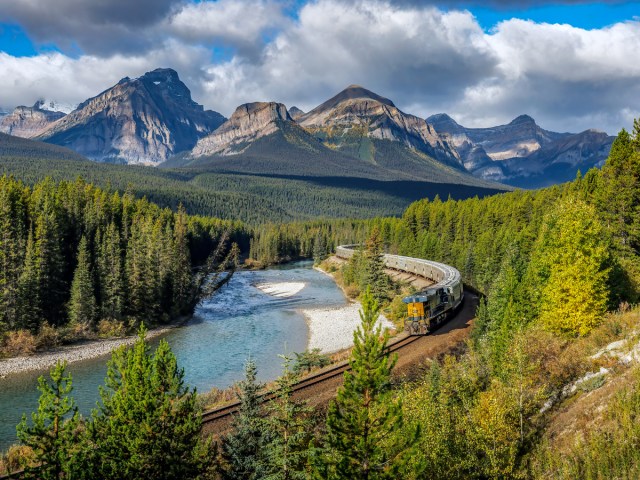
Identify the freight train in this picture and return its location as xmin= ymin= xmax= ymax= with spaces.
xmin=335 ymin=245 xmax=464 ymax=335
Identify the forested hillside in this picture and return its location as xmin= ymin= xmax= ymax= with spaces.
xmin=0 ymin=176 xmax=245 ymax=356
xmin=244 ymin=121 xmax=640 ymax=478
xmin=0 ymin=132 xmax=506 ymax=223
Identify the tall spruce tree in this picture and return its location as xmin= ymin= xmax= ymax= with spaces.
xmin=262 ymin=355 xmax=313 ymax=480
xmin=364 ymin=228 xmax=390 ymax=303
xmin=17 ymin=361 xmax=80 ymax=480
xmin=97 ymin=222 xmax=125 ymax=321
xmin=320 ymin=288 xmax=406 ymax=479
xmin=85 ymin=328 xmax=205 ymax=479
xmin=33 ymin=201 xmax=66 ymax=326
xmin=172 ymin=205 xmax=193 ymax=315
xmin=221 ymin=359 xmax=266 ymax=480
xmin=67 ymin=236 xmax=97 ymax=329
xmin=17 ymin=227 xmax=41 ymax=332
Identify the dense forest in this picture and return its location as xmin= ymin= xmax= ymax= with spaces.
xmin=0 ymin=176 xmax=246 ymax=356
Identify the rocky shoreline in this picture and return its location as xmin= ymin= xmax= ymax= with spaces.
xmin=303 ymin=302 xmax=393 ymax=353
xmin=0 ymin=324 xmax=181 ymax=379
xmin=304 ymin=265 xmax=394 ymax=353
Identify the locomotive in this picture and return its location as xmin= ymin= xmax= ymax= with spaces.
xmin=335 ymin=245 xmax=464 ymax=335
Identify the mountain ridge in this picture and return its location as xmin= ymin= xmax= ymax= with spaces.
xmin=35 ymin=68 xmax=225 ymax=165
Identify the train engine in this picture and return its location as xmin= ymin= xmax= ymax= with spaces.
xmin=403 ymin=282 xmax=463 ymax=335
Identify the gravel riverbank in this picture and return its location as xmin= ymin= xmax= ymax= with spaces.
xmin=303 ymin=302 xmax=393 ymax=353
xmin=304 ymin=266 xmax=394 ymax=353
xmin=0 ymin=325 xmax=178 ymax=379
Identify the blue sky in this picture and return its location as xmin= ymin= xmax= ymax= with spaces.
xmin=0 ymin=0 xmax=639 ymax=133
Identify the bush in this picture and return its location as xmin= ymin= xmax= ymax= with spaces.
xmin=96 ymin=318 xmax=127 ymax=338
xmin=0 ymin=445 xmax=35 ymax=475
xmin=344 ymin=285 xmax=360 ymax=299
xmin=293 ymin=348 xmax=331 ymax=375
xmin=36 ymin=323 xmax=60 ymax=349
xmin=1 ymin=330 xmax=37 ymax=357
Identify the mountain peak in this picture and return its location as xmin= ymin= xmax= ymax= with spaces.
xmin=510 ymin=114 xmax=536 ymax=125
xmin=427 ymin=113 xmax=464 ymax=134
xmin=301 ymin=85 xmax=396 ymax=122
xmin=192 ymin=101 xmax=293 ymax=157
xmin=36 ymin=68 xmax=225 ymax=164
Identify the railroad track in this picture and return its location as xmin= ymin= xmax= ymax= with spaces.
xmin=200 ymin=332 xmax=423 ymax=426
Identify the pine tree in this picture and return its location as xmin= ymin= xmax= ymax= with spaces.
xmin=33 ymin=202 xmax=66 ymax=326
xmin=221 ymin=359 xmax=266 ymax=480
xmin=85 ymin=328 xmax=205 ymax=479
xmin=68 ymin=236 xmax=97 ymax=330
xmin=97 ymin=222 xmax=125 ymax=321
xmin=172 ymin=205 xmax=193 ymax=315
xmin=320 ymin=288 xmax=406 ymax=479
xmin=364 ymin=228 xmax=391 ymax=303
xmin=17 ymin=361 xmax=80 ymax=480
xmin=17 ymin=227 xmax=42 ymax=332
xmin=262 ymin=355 xmax=313 ymax=480
xmin=0 ymin=184 xmax=25 ymax=330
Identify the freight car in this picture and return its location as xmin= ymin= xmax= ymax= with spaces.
xmin=335 ymin=245 xmax=464 ymax=335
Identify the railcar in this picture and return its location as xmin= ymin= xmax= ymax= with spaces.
xmin=335 ymin=245 xmax=464 ymax=335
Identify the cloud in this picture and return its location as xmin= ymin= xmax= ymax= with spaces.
xmin=0 ymin=42 xmax=212 ymax=109
xmin=0 ymin=0 xmax=638 ymax=135
xmin=167 ymin=0 xmax=287 ymax=58
xmin=0 ymin=0 xmax=185 ymax=55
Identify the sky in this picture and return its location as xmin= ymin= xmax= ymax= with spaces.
xmin=0 ymin=0 xmax=639 ymax=134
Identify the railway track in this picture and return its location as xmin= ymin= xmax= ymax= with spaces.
xmin=200 ymin=332 xmax=424 ymax=426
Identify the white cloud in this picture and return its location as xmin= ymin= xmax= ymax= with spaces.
xmin=1 ymin=0 xmax=639 ymax=134
xmin=168 ymin=0 xmax=287 ymax=57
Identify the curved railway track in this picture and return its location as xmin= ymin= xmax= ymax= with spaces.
xmin=200 ymin=333 xmax=425 ymax=426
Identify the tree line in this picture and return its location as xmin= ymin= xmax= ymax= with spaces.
xmin=0 ymin=176 xmax=246 ymax=354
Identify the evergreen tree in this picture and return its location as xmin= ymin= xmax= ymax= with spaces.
xmin=364 ymin=228 xmax=391 ymax=303
xmin=67 ymin=236 xmax=97 ymax=330
xmin=17 ymin=228 xmax=42 ymax=332
xmin=262 ymin=355 xmax=313 ymax=480
xmin=320 ymin=288 xmax=406 ymax=479
xmin=172 ymin=205 xmax=193 ymax=315
xmin=16 ymin=361 xmax=80 ymax=480
xmin=221 ymin=359 xmax=266 ymax=480
xmin=33 ymin=200 xmax=66 ymax=326
xmin=0 ymin=183 xmax=25 ymax=331
xmin=85 ymin=328 xmax=205 ymax=479
xmin=97 ymin=222 xmax=125 ymax=321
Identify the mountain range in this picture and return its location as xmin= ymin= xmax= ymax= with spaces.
xmin=0 ymin=67 xmax=615 ymax=188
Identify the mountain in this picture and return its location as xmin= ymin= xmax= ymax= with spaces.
xmin=35 ymin=68 xmax=225 ymax=165
xmin=181 ymin=94 xmax=500 ymax=190
xmin=428 ymin=113 xmax=614 ymax=188
xmin=299 ymin=85 xmax=462 ymax=169
xmin=0 ymin=102 xmax=66 ymax=138
xmin=192 ymin=102 xmax=294 ymax=156
xmin=289 ymin=106 xmax=305 ymax=120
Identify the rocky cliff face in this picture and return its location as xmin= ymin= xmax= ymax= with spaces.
xmin=299 ymin=85 xmax=461 ymax=168
xmin=429 ymin=113 xmax=614 ymax=187
xmin=0 ymin=103 xmax=66 ymax=138
xmin=36 ymin=68 xmax=225 ymax=165
xmin=192 ymin=102 xmax=294 ymax=156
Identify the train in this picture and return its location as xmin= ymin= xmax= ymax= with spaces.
xmin=335 ymin=245 xmax=464 ymax=335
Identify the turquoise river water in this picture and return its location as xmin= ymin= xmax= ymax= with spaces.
xmin=0 ymin=261 xmax=347 ymax=452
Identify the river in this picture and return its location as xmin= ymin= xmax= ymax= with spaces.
xmin=0 ymin=261 xmax=347 ymax=452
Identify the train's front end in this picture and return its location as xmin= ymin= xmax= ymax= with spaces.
xmin=403 ymin=292 xmax=430 ymax=335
